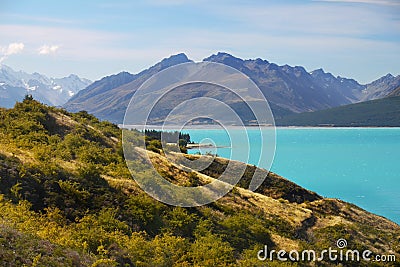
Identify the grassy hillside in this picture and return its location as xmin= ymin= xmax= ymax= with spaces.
xmin=276 ymin=95 xmax=400 ymax=127
xmin=0 ymin=97 xmax=399 ymax=266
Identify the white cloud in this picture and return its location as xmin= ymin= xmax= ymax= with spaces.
xmin=38 ymin=45 xmax=59 ymax=55
xmin=5 ymin=42 xmax=25 ymax=55
xmin=0 ymin=42 xmax=24 ymax=63
xmin=0 ymin=24 xmax=128 ymax=59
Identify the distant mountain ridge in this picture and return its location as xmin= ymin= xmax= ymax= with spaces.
xmin=0 ymin=65 xmax=91 ymax=108
xmin=204 ymin=53 xmax=363 ymax=112
xmin=362 ymin=74 xmax=400 ymax=100
xmin=63 ymin=52 xmax=400 ymax=124
xmin=64 ymin=53 xmax=193 ymax=122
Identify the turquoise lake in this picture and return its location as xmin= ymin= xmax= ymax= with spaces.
xmin=183 ymin=127 xmax=400 ymax=224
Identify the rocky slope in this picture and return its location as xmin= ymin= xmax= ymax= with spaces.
xmin=388 ymin=86 xmax=400 ymax=97
xmin=362 ymin=74 xmax=400 ymax=100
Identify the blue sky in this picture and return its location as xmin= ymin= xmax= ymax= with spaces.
xmin=0 ymin=0 xmax=399 ymax=83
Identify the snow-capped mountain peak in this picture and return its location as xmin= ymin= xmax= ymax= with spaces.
xmin=0 ymin=64 xmax=91 ymax=108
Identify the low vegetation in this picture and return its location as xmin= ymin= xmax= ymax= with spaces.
xmin=0 ymin=97 xmax=399 ymax=266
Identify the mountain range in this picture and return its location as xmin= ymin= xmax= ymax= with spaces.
xmin=0 ymin=65 xmax=91 ymax=108
xmin=65 ymin=53 xmax=193 ymax=123
xmin=64 ymin=52 xmax=400 ymax=124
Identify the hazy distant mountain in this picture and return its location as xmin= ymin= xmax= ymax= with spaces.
xmin=65 ymin=71 xmax=137 ymax=109
xmin=309 ymin=68 xmax=364 ymax=102
xmin=205 ymin=53 xmax=362 ymax=112
xmin=64 ymin=52 xmax=400 ymax=124
xmin=0 ymin=65 xmax=91 ymax=108
xmin=362 ymin=74 xmax=400 ymax=100
xmin=64 ymin=53 xmax=193 ymax=122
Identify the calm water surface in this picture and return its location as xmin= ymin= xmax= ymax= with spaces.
xmin=184 ymin=127 xmax=400 ymax=224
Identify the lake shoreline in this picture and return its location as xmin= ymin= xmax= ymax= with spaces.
xmin=121 ymin=124 xmax=400 ymax=130
xmin=186 ymin=143 xmax=230 ymax=149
